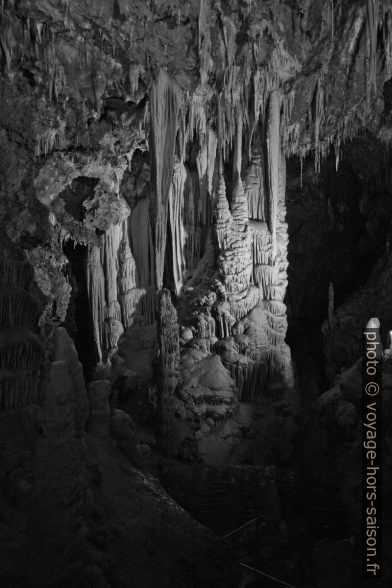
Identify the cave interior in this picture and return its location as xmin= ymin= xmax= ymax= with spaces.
xmin=0 ymin=1 xmax=391 ymax=587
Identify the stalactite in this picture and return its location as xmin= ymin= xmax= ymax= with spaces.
xmin=383 ymin=10 xmax=392 ymax=81
xmin=314 ymin=76 xmax=325 ymax=173
xmin=150 ymin=68 xmax=180 ymax=290
xmin=198 ymin=0 xmax=212 ymax=86
xmin=128 ymin=63 xmax=140 ymax=97
xmin=87 ymin=244 xmax=106 ymax=362
xmin=250 ymin=221 xmax=272 ymax=266
xmin=254 ymin=264 xmax=278 ymax=298
xmin=331 ymin=0 xmax=334 ymax=41
xmin=265 ymin=299 xmax=286 ymax=316
xmin=168 ymin=158 xmax=187 ymax=296
xmin=282 ymin=88 xmax=296 ymax=130
xmin=231 ymin=112 xmax=248 ymax=229
xmin=207 ymin=129 xmax=218 ymax=196
xmin=222 ymin=15 xmax=237 ymax=72
xmin=245 ymin=154 xmax=265 ymax=221
xmin=184 ymin=165 xmax=197 ymax=269
xmin=103 ymin=223 xmax=122 ymax=322
xmin=367 ymin=0 xmax=379 ymax=95
xmin=118 ymin=226 xmax=138 ymax=328
xmin=104 ymin=224 xmax=124 ymax=350
xmin=189 ymin=168 xmax=207 ymax=261
xmin=196 ymin=131 xmax=210 ymax=230
xmin=266 ymin=283 xmax=286 ymax=302
xmin=267 ymin=89 xmax=280 ymax=260
xmin=35 ymin=118 xmax=67 ymax=158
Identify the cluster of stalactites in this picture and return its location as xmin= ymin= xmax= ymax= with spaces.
xmin=87 ymin=220 xmax=157 ymax=363
xmin=203 ymin=88 xmax=293 ymax=396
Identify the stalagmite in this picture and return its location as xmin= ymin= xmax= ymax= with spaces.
xmin=158 ymin=289 xmax=180 ymax=453
xmin=215 ymin=160 xmax=232 ymax=250
xmin=52 ymin=326 xmax=89 ymax=434
xmin=87 ymin=244 xmax=106 ymax=362
xmin=267 ymin=89 xmax=280 ymax=260
xmin=150 ymin=68 xmax=180 ymax=290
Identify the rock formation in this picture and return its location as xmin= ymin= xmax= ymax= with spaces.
xmin=2 ymin=0 xmax=392 ymax=585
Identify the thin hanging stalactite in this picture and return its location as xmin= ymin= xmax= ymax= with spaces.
xmin=149 ymin=68 xmax=180 ymax=291
xmin=267 ymin=88 xmax=280 ymax=261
